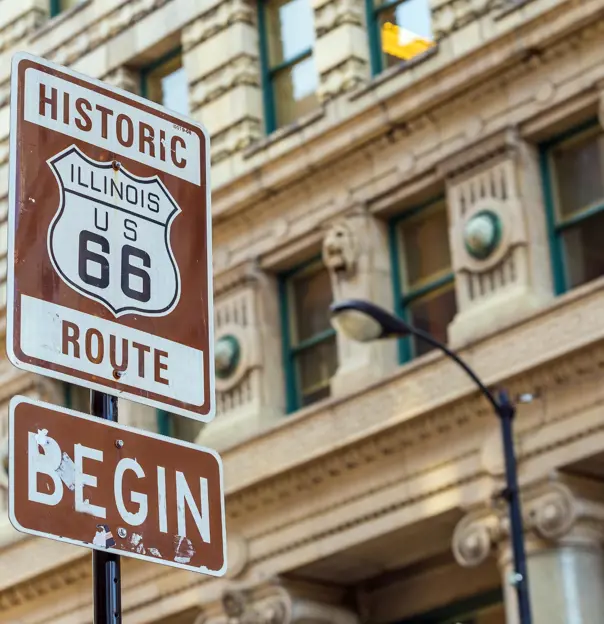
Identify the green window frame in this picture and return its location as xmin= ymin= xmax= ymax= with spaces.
xmin=258 ymin=0 xmax=317 ymax=133
xmin=398 ymin=588 xmax=503 ymax=623
xmin=365 ymin=0 xmax=435 ymax=76
xmin=388 ymin=197 xmax=456 ymax=364
xmin=50 ymin=0 xmax=82 ymax=17
xmin=140 ymin=48 xmax=189 ymax=115
xmin=540 ymin=118 xmax=604 ymax=296
xmin=279 ymin=258 xmax=337 ymax=413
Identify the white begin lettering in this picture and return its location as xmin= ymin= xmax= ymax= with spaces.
xmin=27 ymin=432 xmax=211 ymax=543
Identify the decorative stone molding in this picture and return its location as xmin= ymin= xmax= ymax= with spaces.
xmin=211 ymin=119 xmax=264 ymax=165
xmin=0 ymin=556 xmax=91 ymax=613
xmin=323 ymin=211 xmax=397 ymax=397
xmin=322 ymin=220 xmax=359 ymax=276
xmin=182 ymin=0 xmax=263 ymax=161
xmin=102 ymin=66 xmax=139 ymax=94
xmin=204 ymin=580 xmax=359 ymax=624
xmin=446 ymin=131 xmax=553 ymax=347
xmin=42 ymin=0 xmax=172 ymax=69
xmin=314 ymin=0 xmax=364 ymax=36
xmin=453 ymin=478 xmax=604 ymax=568
xmin=0 ymin=9 xmax=47 ymax=55
xmin=431 ymin=0 xmax=507 ymax=39
xmin=198 ymin=264 xmax=284 ymax=450
xmin=190 ymin=56 xmax=260 ymax=112
xmin=181 ymin=0 xmax=255 ymax=51
xmin=313 ymin=0 xmax=370 ymax=102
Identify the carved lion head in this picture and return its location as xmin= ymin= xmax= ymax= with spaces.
xmin=322 ymin=222 xmax=357 ymax=274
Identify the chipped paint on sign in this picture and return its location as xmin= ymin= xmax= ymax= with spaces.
xmin=34 ymin=429 xmax=49 ymax=447
xmin=174 ymin=535 xmax=195 ymax=564
xmin=56 ymin=452 xmax=75 ymax=490
xmin=148 ymin=548 xmax=162 ymax=558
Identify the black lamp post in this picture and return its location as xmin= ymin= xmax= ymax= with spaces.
xmin=329 ymin=299 xmax=532 ymax=624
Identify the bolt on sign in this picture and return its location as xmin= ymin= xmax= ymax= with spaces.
xmin=7 ymin=52 xmax=215 ymax=421
xmin=9 ymin=396 xmax=227 ymax=575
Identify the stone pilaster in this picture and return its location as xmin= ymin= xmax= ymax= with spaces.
xmin=323 ymin=210 xmax=397 ymax=397
xmin=182 ymin=0 xmax=263 ymax=164
xmin=202 ymin=579 xmax=359 ymax=624
xmin=452 ymin=476 xmax=604 ymax=624
xmin=0 ymin=1 xmax=47 ymax=52
xmin=444 ymin=129 xmax=553 ymax=348
xmin=102 ymin=66 xmax=140 ymax=94
xmin=117 ymin=399 xmax=159 ymax=433
xmin=197 ymin=262 xmax=284 ymax=451
xmin=313 ymin=0 xmax=370 ymax=102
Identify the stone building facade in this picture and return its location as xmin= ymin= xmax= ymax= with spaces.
xmin=0 ymin=0 xmax=604 ymax=622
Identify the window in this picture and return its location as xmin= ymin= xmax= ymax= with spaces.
xmin=141 ymin=50 xmax=189 ymax=116
xmin=50 ymin=0 xmax=84 ymax=17
xmin=367 ymin=0 xmax=435 ymax=75
xmin=64 ymin=383 xmax=90 ymax=412
xmin=541 ymin=120 xmax=604 ymax=295
xmin=390 ymin=199 xmax=457 ymax=361
xmin=156 ymin=410 xmax=203 ymax=443
xmin=280 ymin=260 xmax=338 ymax=412
xmin=259 ymin=0 xmax=319 ymax=132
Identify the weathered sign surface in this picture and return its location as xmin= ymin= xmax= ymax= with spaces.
xmin=7 ymin=52 xmax=215 ymax=421
xmin=9 ymin=396 xmax=226 ymax=576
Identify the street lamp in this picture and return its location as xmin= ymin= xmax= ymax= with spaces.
xmin=329 ymin=299 xmax=533 ymax=624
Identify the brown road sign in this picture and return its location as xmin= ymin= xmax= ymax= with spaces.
xmin=9 ymin=396 xmax=227 ymax=576
xmin=7 ymin=52 xmax=215 ymax=421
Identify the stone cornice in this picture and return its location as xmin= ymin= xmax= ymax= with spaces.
xmin=212 ymin=0 xmax=604 ymax=220
xmin=0 ymin=8 xmax=47 ymax=56
xmin=221 ymin=277 xmax=604 ymax=498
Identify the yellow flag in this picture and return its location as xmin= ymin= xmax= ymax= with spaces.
xmin=381 ymin=22 xmax=434 ymax=61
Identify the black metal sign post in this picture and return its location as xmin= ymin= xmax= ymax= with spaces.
xmin=90 ymin=390 xmax=122 ymax=624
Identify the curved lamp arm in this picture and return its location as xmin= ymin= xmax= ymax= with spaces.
xmin=329 ymin=299 xmax=504 ymax=416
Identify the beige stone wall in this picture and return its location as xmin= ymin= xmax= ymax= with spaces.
xmin=0 ymin=0 xmax=603 ymax=621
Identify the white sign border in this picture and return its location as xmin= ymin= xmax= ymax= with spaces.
xmin=8 ymin=395 xmax=227 ymax=577
xmin=6 ymin=51 xmax=216 ymax=423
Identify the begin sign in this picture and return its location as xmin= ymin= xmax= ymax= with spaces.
xmin=9 ymin=396 xmax=227 ymax=576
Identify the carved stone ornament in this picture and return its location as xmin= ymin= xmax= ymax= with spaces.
xmin=322 ymin=221 xmax=358 ymax=275
xmin=216 ymin=335 xmax=242 ymax=380
xmin=452 ymin=510 xmax=501 ymax=567
xmin=453 ymin=480 xmax=604 ymax=569
xmin=463 ymin=210 xmax=502 ymax=260
xmin=525 ymin=481 xmax=579 ymax=541
xmin=214 ymin=324 xmax=251 ymax=393
xmin=219 ymin=588 xmax=291 ymax=624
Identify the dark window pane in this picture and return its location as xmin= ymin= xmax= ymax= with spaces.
xmin=295 ymin=336 xmax=338 ymax=406
xmin=266 ymin=0 xmax=315 ymax=67
xmin=172 ymin=418 xmax=203 ymax=444
xmin=377 ymin=0 xmax=434 ymax=70
xmin=58 ymin=0 xmax=84 ymax=12
xmin=553 ymin=132 xmax=604 ymax=219
xmin=291 ymin=266 xmax=333 ymax=343
xmin=273 ymin=56 xmax=319 ymax=127
xmin=399 ymin=204 xmax=452 ymax=292
xmin=408 ymin=284 xmax=457 ymax=356
xmin=561 ymin=209 xmax=604 ymax=289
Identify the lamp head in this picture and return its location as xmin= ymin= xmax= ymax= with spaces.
xmin=329 ymin=299 xmax=412 ymax=342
